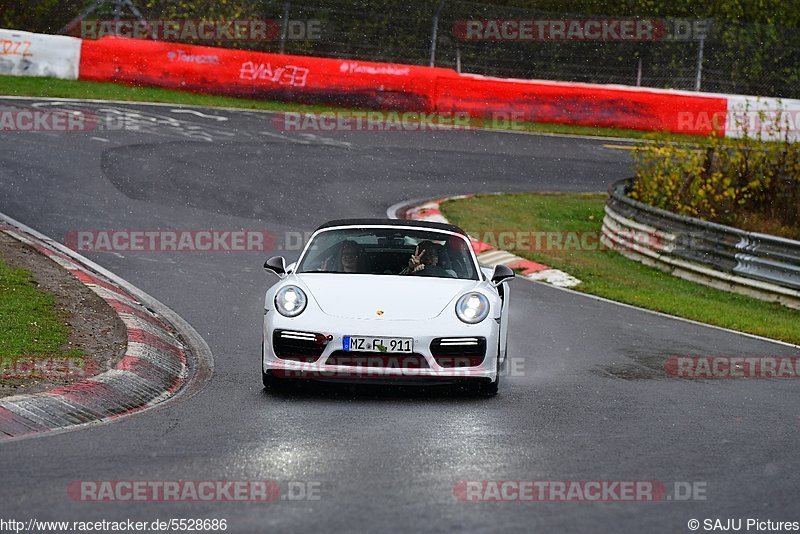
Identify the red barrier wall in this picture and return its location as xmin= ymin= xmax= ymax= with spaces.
xmin=79 ymin=36 xmax=728 ymax=136
xmin=434 ymin=75 xmax=728 ymax=136
xmin=79 ymin=36 xmax=452 ymax=111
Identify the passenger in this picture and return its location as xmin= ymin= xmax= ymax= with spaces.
xmin=401 ymin=240 xmax=453 ymax=277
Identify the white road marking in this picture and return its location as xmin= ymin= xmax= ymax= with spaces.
xmin=297 ymin=133 xmax=352 ymax=148
xmin=170 ymin=109 xmax=229 ymax=121
xmin=2 ymin=96 xmax=653 ymax=144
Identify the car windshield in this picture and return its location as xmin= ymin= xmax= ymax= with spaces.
xmin=297 ymin=227 xmax=479 ymax=280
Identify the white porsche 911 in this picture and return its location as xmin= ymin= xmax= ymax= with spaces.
xmin=261 ymin=219 xmax=514 ymax=395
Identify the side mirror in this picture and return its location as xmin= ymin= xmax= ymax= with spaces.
xmin=491 ymin=264 xmax=515 ymax=285
xmin=264 ymin=256 xmax=286 ymax=277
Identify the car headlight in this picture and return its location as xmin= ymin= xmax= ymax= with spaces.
xmin=275 ymin=285 xmax=307 ymax=317
xmin=455 ymin=292 xmax=490 ymax=324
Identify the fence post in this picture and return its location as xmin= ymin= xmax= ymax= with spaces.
xmin=694 ymin=35 xmax=704 ymax=91
xmin=279 ymin=2 xmax=290 ymax=54
xmin=636 ymin=57 xmax=642 ymax=86
xmin=693 ymin=18 xmax=712 ymax=91
xmin=429 ymin=0 xmax=446 ymax=67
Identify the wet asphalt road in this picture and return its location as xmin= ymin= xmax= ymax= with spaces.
xmin=1 ymin=98 xmax=798 ymax=533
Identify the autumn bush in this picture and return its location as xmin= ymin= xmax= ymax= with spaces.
xmin=630 ymin=113 xmax=800 ymax=239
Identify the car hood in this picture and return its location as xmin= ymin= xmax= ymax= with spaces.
xmin=296 ymin=274 xmax=481 ymax=320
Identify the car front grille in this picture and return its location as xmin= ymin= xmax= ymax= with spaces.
xmin=272 ymin=329 xmax=329 ymax=363
xmin=326 ymin=351 xmax=430 ymax=368
xmin=430 ymin=337 xmax=487 ymax=367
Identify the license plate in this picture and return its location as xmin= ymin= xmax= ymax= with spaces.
xmin=343 ymin=336 xmax=413 ymax=353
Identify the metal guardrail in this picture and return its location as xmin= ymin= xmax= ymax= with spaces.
xmin=602 ymin=178 xmax=800 ymax=309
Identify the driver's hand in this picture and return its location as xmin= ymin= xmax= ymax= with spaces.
xmin=408 ymin=247 xmax=426 ymax=273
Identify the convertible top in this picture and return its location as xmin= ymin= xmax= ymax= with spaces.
xmin=315 ymin=218 xmax=469 ymax=237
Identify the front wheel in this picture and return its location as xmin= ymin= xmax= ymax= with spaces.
xmin=262 ymin=340 xmax=283 ymax=390
xmin=262 ymin=369 xmax=281 ymax=389
xmin=476 ymin=338 xmax=501 ymax=397
xmin=476 ymin=377 xmax=498 ymax=397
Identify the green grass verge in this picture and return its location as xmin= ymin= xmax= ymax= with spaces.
xmin=0 ymin=74 xmax=708 ymax=141
xmin=441 ymin=192 xmax=800 ymax=345
xmin=0 ymin=258 xmax=81 ymax=378
xmin=0 ymin=74 xmax=339 ymax=114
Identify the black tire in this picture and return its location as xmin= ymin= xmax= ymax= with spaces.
xmin=262 ymin=369 xmax=281 ymax=390
xmin=476 ymin=377 xmax=498 ymax=397
xmin=262 ymin=341 xmax=285 ymax=390
xmin=475 ymin=337 xmax=501 ymax=397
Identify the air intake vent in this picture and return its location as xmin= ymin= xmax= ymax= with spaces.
xmin=272 ymin=330 xmax=328 ymax=363
xmin=326 ymin=351 xmax=429 ymax=368
xmin=430 ymin=337 xmax=487 ymax=367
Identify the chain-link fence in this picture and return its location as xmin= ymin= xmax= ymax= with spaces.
xmin=275 ymin=0 xmax=800 ymax=98
xmin=6 ymin=0 xmax=800 ymax=98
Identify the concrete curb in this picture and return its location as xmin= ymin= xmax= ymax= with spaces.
xmin=0 ymin=215 xmax=213 ymax=440
xmin=387 ymin=196 xmax=581 ymax=288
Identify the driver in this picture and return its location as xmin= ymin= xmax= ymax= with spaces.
xmin=339 ymin=240 xmax=362 ymax=273
xmin=319 ymin=240 xmax=362 ymax=273
xmin=401 ymin=240 xmax=452 ymax=277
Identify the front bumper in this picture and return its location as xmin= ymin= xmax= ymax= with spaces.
xmin=263 ymin=311 xmax=500 ymax=382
